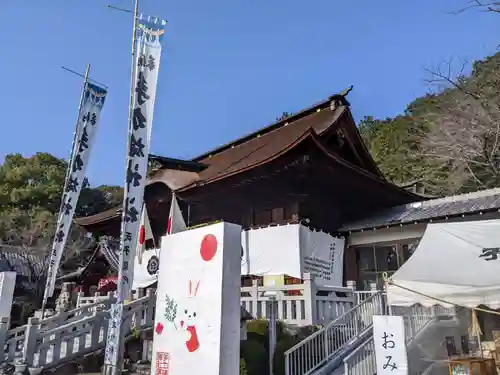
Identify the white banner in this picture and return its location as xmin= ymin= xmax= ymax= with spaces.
xmin=104 ymin=15 xmax=165 ymax=367
xmin=132 ymin=224 xmax=345 ymax=289
xmin=241 ymin=225 xmax=301 ymax=277
xmin=0 ymin=272 xmax=16 ymax=319
xmin=373 ymin=315 xmax=409 ymax=375
xmin=116 ymin=17 xmax=164 ymax=302
xmin=241 ymin=224 xmax=345 ymax=286
xmin=299 ymin=226 xmax=344 ymax=287
xmin=104 ymin=301 xmax=123 ymax=366
xmin=44 ymin=83 xmax=107 ymax=299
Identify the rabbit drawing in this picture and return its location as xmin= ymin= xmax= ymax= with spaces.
xmin=179 ymin=279 xmax=200 ymax=353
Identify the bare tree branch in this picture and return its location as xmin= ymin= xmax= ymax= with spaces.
xmin=417 ymin=56 xmax=500 ymax=193
xmin=454 ymin=0 xmax=500 ymax=14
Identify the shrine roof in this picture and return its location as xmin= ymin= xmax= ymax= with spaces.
xmin=57 ymin=246 xmax=101 ymax=282
xmin=178 ymin=101 xmax=348 ymax=190
xmin=0 ymin=247 xmax=45 ymax=279
xmin=339 ymin=187 xmax=500 ymax=233
xmin=74 ymin=206 xmax=122 ymax=227
xmin=75 ymin=89 xmax=415 ymax=228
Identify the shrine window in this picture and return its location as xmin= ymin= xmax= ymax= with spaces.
xmin=401 ymin=242 xmax=419 ymax=265
xmin=284 ymin=202 xmax=299 ymax=221
xmin=271 ymin=207 xmax=284 ymax=223
xmin=254 ymin=209 xmax=272 ymax=226
xmin=355 ymin=244 xmax=401 ymax=290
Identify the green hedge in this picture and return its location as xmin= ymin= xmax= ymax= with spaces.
xmin=240 ymin=358 xmax=249 ymax=375
xmin=241 ymin=319 xmax=321 ymax=375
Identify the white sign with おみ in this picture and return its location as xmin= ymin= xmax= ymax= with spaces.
xmin=373 ymin=315 xmax=409 ymax=375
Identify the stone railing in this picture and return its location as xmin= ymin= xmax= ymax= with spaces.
xmin=0 ymin=290 xmax=156 ymax=373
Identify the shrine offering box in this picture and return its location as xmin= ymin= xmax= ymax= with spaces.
xmin=448 ymin=357 xmax=496 ymax=375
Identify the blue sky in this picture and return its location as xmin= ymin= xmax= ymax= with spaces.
xmin=1 ymin=0 xmax=498 ymax=186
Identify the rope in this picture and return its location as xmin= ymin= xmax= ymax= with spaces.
xmin=381 ymin=272 xmax=500 ymax=316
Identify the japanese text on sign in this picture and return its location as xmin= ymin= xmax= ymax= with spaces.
xmin=373 ymin=315 xmax=408 ymax=375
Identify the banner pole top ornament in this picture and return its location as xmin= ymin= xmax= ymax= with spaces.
xmin=108 ymin=4 xmax=167 ymax=25
xmin=136 ymin=14 xmax=167 ymax=44
xmin=61 ymin=66 xmax=108 ymax=90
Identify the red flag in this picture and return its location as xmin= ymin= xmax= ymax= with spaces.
xmin=139 ymin=225 xmax=146 ymax=245
xmin=137 ymin=204 xmax=153 ymax=264
xmin=167 ymin=193 xmax=186 ymax=235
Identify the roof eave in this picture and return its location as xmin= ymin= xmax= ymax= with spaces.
xmin=307 ymin=132 xmax=423 ymax=202
xmin=339 ymin=206 xmax=500 ymax=234
xmin=343 ymin=110 xmax=385 ymax=179
xmin=149 ymin=154 xmax=208 ymax=173
xmin=177 ymin=107 xmax=348 ymax=192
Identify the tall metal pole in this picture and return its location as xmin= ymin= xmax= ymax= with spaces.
xmin=104 ymin=1 xmax=139 ymax=374
xmin=269 ymin=296 xmax=277 ymax=375
xmin=40 ymin=63 xmax=91 ymax=319
xmin=126 ymin=0 xmax=140 ymax=136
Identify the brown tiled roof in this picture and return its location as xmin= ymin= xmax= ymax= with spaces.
xmin=178 ymin=104 xmax=347 ymax=190
xmin=74 ymin=207 xmax=121 ymax=227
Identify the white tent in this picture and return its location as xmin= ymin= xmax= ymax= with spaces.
xmin=387 ymin=220 xmax=500 ymax=309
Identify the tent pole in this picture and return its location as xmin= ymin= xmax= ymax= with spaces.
xmin=382 ymin=274 xmax=392 ymax=316
xmin=477 ymin=331 xmax=483 ymax=357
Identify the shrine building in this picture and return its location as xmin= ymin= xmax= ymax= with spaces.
xmin=73 ymin=89 xmax=500 ymax=290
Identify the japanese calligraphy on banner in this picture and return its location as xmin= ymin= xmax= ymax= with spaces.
xmin=373 ymin=315 xmax=409 ymax=375
xmin=104 ymin=15 xmax=165 ymax=367
xmin=44 ymin=83 xmax=107 ymax=299
xmin=104 ymin=301 xmax=124 ymax=365
xmin=117 ymin=15 xmax=165 ymax=302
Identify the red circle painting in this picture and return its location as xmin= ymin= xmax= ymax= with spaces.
xmin=200 ymin=234 xmax=218 ymax=261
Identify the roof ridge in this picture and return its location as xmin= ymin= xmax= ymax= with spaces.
xmin=198 ymin=106 xmax=344 ymax=163
xmin=407 ymin=187 xmax=500 ymax=209
xmin=192 ymin=93 xmax=349 ymax=162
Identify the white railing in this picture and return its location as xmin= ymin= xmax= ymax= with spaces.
xmin=284 ymin=291 xmax=384 ymax=375
xmin=78 ymin=274 xmax=357 ymax=327
xmin=1 ymin=290 xmax=155 ymax=373
xmin=241 ymin=274 xmax=356 ymax=326
xmin=390 ymin=305 xmax=455 ymax=345
xmin=343 ymin=337 xmax=376 ymax=375
xmin=343 ymin=304 xmax=457 ymax=375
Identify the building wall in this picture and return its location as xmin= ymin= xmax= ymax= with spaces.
xmin=347 ymin=224 xmax=426 ymax=247
xmin=343 ymin=212 xmax=500 ymax=290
